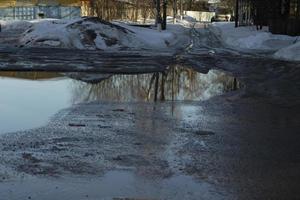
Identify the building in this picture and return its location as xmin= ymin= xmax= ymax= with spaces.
xmin=236 ymin=0 xmax=300 ymax=36
xmin=269 ymin=0 xmax=300 ymax=35
xmin=0 ymin=0 xmax=89 ymax=20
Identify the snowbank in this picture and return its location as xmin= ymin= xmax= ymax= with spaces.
xmin=2 ymin=17 xmax=183 ymax=51
xmin=274 ymin=41 xmax=300 ymax=61
xmin=0 ymin=20 xmax=32 ymax=31
xmin=210 ymin=22 xmax=300 ymax=61
xmin=114 ymin=22 xmax=177 ymax=49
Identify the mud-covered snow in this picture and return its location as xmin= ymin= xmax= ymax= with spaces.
xmin=0 ymin=17 xmax=189 ymax=51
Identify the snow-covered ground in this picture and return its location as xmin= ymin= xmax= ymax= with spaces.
xmin=1 ymin=18 xmax=299 ymax=61
xmin=210 ymin=22 xmax=300 ymax=62
xmin=274 ymin=41 xmax=300 ymax=61
xmin=0 ymin=17 xmax=189 ymax=51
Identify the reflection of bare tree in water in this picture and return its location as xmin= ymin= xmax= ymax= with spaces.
xmin=70 ymin=67 xmax=241 ymax=104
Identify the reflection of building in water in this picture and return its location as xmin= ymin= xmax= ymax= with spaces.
xmin=0 ymin=71 xmax=62 ymax=80
xmin=70 ymin=67 xmax=241 ymax=103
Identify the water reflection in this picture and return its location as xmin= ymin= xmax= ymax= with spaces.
xmin=0 ymin=71 xmax=63 ymax=80
xmin=0 ymin=72 xmax=71 ymax=134
xmin=0 ymin=68 xmax=240 ymax=133
xmin=70 ymin=67 xmax=240 ymax=103
xmin=0 ymin=170 xmax=227 ymax=200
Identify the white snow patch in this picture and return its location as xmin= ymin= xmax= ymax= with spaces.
xmin=274 ymin=41 xmax=300 ymax=61
xmin=210 ymin=22 xmax=295 ymax=50
xmin=116 ymin=22 xmax=176 ymax=48
xmin=210 ymin=22 xmax=300 ymax=61
xmin=0 ymin=20 xmax=32 ymax=31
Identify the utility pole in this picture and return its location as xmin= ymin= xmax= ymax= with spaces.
xmin=235 ymin=0 xmax=239 ymax=27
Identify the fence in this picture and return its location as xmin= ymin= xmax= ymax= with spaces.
xmin=0 ymin=6 xmax=81 ymax=20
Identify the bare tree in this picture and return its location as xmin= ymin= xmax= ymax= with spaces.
xmin=162 ymin=0 xmax=167 ymax=30
xmin=173 ymin=0 xmax=177 ymax=23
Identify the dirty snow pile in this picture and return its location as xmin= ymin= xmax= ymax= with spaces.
xmin=4 ymin=17 xmax=179 ymax=50
xmin=210 ymin=22 xmax=300 ymax=61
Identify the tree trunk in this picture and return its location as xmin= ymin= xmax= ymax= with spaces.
xmin=156 ymin=0 xmax=161 ymax=26
xmin=160 ymin=72 xmax=166 ymax=101
xmin=154 ymin=72 xmax=159 ymax=102
xmin=173 ymin=0 xmax=177 ymax=23
xmin=235 ymin=0 xmax=239 ymax=27
xmin=179 ymin=0 xmax=183 ymax=19
xmin=162 ymin=0 xmax=167 ymax=30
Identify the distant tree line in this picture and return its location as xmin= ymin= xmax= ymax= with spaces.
xmin=86 ymin=0 xmax=212 ymax=28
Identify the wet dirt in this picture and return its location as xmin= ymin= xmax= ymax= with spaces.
xmin=0 ymin=96 xmax=299 ymax=199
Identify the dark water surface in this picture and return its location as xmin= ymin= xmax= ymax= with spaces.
xmin=0 ymin=170 xmax=227 ymax=200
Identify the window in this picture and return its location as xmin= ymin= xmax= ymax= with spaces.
xmin=14 ymin=7 xmax=34 ymax=20
xmin=290 ymin=0 xmax=300 ymax=18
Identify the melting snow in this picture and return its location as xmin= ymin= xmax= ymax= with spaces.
xmin=210 ymin=22 xmax=300 ymax=62
xmin=1 ymin=17 xmax=183 ymax=51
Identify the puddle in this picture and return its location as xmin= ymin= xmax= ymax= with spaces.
xmin=69 ymin=67 xmax=240 ymax=103
xmin=0 ymin=68 xmax=240 ymax=134
xmin=0 ymin=72 xmax=72 ymax=134
xmin=0 ymin=170 xmax=228 ymax=200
